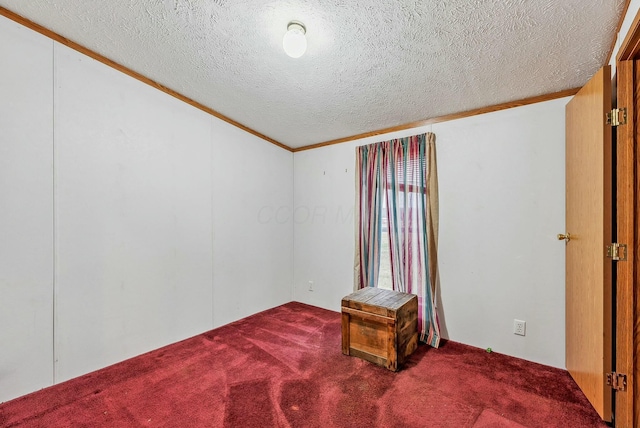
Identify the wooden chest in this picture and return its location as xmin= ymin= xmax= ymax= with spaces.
xmin=341 ymin=287 xmax=418 ymax=371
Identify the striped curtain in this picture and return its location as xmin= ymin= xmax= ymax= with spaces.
xmin=355 ymin=133 xmax=440 ymax=347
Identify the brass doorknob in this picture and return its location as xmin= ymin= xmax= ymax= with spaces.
xmin=557 ymin=233 xmax=571 ymax=242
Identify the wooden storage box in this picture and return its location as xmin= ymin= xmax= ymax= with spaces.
xmin=341 ymin=287 xmax=418 ymax=371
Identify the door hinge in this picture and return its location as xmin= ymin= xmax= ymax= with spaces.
xmin=606 ymin=243 xmax=627 ymax=261
xmin=606 ymin=108 xmax=627 ymax=126
xmin=606 ymin=372 xmax=628 ymax=391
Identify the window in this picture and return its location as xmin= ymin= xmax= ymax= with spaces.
xmin=355 ymin=132 xmax=441 ymax=346
xmin=378 ymin=153 xmax=426 ymax=290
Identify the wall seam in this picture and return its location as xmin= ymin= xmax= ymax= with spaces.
xmin=291 ymin=151 xmax=296 ymax=303
xmin=51 ymin=40 xmax=57 ymax=385
xmin=210 ymin=118 xmax=215 ymax=329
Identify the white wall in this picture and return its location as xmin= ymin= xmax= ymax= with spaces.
xmin=0 ymin=17 xmax=54 ymax=402
xmin=0 ymin=14 xmax=293 ymax=402
xmin=53 ymin=43 xmax=217 ymax=382
xmin=294 ymin=98 xmax=568 ymax=368
xmin=212 ymin=122 xmax=294 ymax=328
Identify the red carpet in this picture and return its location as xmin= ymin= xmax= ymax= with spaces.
xmin=0 ymin=302 xmax=607 ymax=427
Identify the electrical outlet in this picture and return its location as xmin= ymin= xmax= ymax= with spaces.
xmin=308 ymin=280 xmax=314 ymax=291
xmin=513 ymin=319 xmax=526 ymax=336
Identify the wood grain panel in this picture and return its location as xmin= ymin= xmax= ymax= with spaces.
xmin=342 ymin=288 xmax=417 ymax=371
xmin=349 ymin=349 xmax=387 ymax=367
xmin=615 ymin=14 xmax=640 ymax=426
xmin=341 ymin=307 xmax=395 ymax=324
xmin=341 ymin=312 xmax=351 ymax=355
xmin=349 ymin=318 xmax=388 ymax=358
xmin=615 ymin=59 xmax=635 ymax=428
xmin=634 ymin=64 xmax=640 ymax=428
xmin=565 ymin=66 xmax=612 ymax=421
xmin=386 ymin=321 xmax=397 ymax=370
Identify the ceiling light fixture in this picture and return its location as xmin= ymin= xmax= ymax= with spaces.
xmin=283 ymin=21 xmax=307 ymax=58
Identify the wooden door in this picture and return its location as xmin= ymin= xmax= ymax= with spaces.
xmin=565 ymin=65 xmax=613 ymax=422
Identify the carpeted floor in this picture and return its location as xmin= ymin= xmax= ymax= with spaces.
xmin=0 ymin=302 xmax=607 ymax=427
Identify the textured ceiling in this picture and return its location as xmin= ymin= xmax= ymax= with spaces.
xmin=0 ymin=0 xmax=626 ymax=149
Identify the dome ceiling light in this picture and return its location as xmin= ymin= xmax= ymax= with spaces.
xmin=283 ymin=21 xmax=307 ymax=58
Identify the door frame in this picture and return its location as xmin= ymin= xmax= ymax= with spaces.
xmin=615 ymin=10 xmax=640 ymax=427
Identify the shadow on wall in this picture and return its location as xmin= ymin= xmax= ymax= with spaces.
xmin=435 ymin=269 xmax=449 ymax=340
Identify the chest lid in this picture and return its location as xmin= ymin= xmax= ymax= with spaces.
xmin=342 ymin=287 xmax=416 ymax=317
